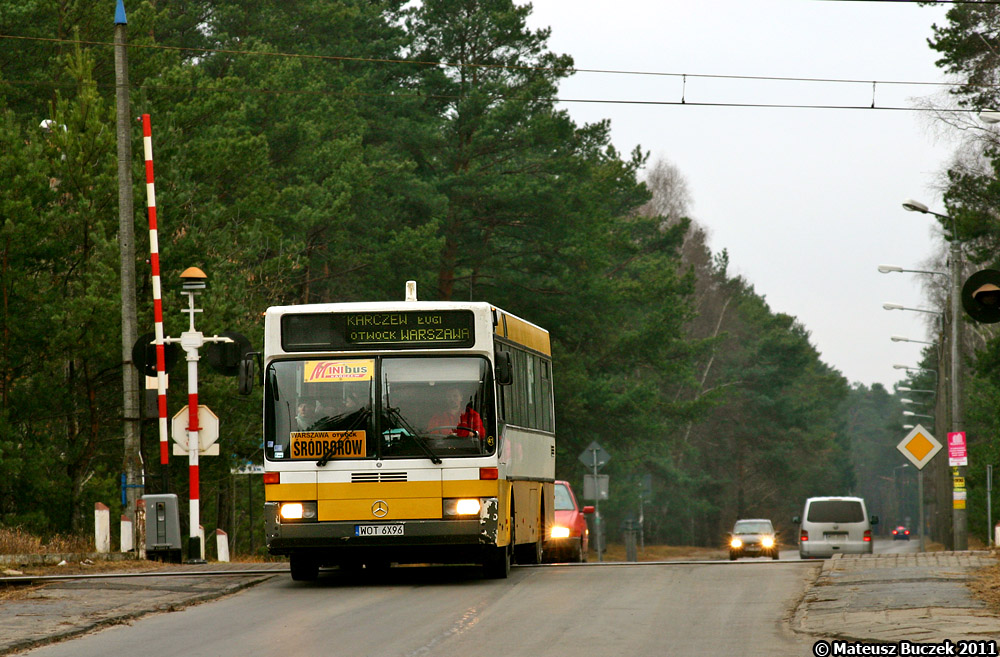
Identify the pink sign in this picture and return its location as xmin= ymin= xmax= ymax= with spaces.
xmin=948 ymin=432 xmax=968 ymax=466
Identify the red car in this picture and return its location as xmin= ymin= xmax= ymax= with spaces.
xmin=543 ymin=480 xmax=594 ymax=562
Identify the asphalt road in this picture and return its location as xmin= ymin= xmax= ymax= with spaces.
xmin=18 ymin=560 xmax=822 ymax=657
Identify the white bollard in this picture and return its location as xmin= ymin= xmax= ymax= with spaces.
xmin=215 ymin=529 xmax=230 ymax=563
xmin=198 ymin=525 xmax=206 ymax=561
xmin=94 ymin=503 xmax=110 ymax=553
xmin=995 ymin=523 xmax=1000 ymax=548
xmin=120 ymin=515 xmax=133 ymax=552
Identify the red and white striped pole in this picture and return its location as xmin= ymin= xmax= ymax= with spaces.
xmin=142 ymin=114 xmax=169 ymax=467
xmin=179 ymin=268 xmax=208 ymax=562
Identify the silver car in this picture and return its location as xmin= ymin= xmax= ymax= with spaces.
xmin=794 ymin=496 xmax=878 ymax=559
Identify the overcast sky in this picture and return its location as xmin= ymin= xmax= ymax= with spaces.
xmin=525 ymin=0 xmax=963 ymax=389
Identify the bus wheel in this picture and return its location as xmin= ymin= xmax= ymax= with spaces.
xmin=482 ymin=544 xmax=510 ymax=579
xmin=290 ymin=554 xmax=319 ymax=581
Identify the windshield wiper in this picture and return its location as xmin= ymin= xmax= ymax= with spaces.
xmin=385 ymin=405 xmax=441 ymax=464
xmin=316 ymin=408 xmax=370 ymax=467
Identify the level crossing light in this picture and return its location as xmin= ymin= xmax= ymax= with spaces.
xmin=162 ymin=266 xmax=233 ymax=563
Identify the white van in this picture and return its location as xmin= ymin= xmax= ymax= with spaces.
xmin=793 ymin=496 xmax=878 ymax=559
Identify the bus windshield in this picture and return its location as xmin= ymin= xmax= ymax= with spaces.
xmin=264 ymin=356 xmax=495 ymax=462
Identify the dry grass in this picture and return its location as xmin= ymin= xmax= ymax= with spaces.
xmin=970 ymin=548 xmax=1000 ymax=615
xmin=601 ymin=543 xmax=727 ymax=562
xmin=0 ymin=527 xmax=92 ymax=555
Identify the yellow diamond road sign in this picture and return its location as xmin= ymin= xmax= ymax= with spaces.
xmin=897 ymin=424 xmax=942 ymax=470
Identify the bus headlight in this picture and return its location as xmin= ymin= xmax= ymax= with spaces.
xmin=550 ymin=526 xmax=571 ymax=539
xmin=761 ymin=536 xmax=775 ymax=549
xmin=443 ymin=498 xmax=481 ymax=517
xmin=279 ymin=501 xmax=317 ymax=522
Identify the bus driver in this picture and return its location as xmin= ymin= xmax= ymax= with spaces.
xmin=426 ymin=387 xmax=484 ymax=439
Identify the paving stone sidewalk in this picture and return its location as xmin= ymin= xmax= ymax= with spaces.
xmin=793 ymin=551 xmax=1000 ymax=643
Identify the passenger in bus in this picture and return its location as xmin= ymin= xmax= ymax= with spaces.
xmin=296 ymin=400 xmax=319 ymax=431
xmin=426 ymin=387 xmax=484 ymax=438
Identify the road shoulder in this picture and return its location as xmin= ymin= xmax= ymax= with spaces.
xmin=792 ymin=551 xmax=1000 ymax=643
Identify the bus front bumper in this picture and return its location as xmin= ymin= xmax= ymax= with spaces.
xmin=264 ymin=499 xmax=501 ymax=561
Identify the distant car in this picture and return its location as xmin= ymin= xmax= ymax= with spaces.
xmin=543 ymin=481 xmax=594 ymax=562
xmin=892 ymin=525 xmax=911 ymax=540
xmin=729 ymin=518 xmax=779 ymax=560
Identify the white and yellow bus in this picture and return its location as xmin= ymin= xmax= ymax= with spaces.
xmin=247 ymin=283 xmax=555 ymax=579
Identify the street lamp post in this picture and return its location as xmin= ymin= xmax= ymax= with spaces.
xmin=893 ymin=364 xmax=939 ymax=379
xmin=902 ymin=200 xmax=966 ymax=551
xmin=898 ymin=386 xmax=936 ymax=395
xmin=891 ymin=335 xmax=938 ymax=349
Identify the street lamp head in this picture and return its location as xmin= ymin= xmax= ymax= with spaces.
xmin=878 ymin=264 xmax=904 ymax=274
xmin=884 ymin=303 xmax=904 ymax=311
xmin=900 ymin=398 xmax=915 ymax=404
xmin=902 ymin=424 xmax=915 ymax=429
xmin=980 ymin=110 xmax=1000 ymax=125
xmin=902 ymin=199 xmax=930 ymax=214
xmin=902 ymin=410 xmax=916 ymax=416
xmin=891 ymin=335 xmax=909 ymax=342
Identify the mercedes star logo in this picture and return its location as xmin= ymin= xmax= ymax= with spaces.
xmin=372 ymin=500 xmax=388 ymax=518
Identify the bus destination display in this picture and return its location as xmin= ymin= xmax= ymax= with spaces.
xmin=282 ymin=310 xmax=475 ymax=351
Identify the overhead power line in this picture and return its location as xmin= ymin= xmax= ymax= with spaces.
xmin=0 ymin=33 xmax=980 ymax=90
xmin=1 ymin=76 xmax=981 ymax=113
xmin=0 ymin=33 xmax=989 ymax=113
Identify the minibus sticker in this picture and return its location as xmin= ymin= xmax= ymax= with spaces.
xmin=303 ymin=359 xmax=374 ymax=383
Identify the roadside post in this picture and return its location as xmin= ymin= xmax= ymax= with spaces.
xmin=988 ymin=464 xmax=993 ymax=547
xmin=579 ymin=441 xmax=610 ymax=561
xmin=896 ymin=424 xmax=944 ymax=552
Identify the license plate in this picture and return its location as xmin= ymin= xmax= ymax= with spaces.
xmin=825 ymin=533 xmax=847 ymax=542
xmin=355 ymin=524 xmax=404 ymax=537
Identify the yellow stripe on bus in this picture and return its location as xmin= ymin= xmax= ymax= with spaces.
xmin=317 ymin=481 xmax=441 ymax=499
xmin=264 ymin=483 xmax=317 ymax=501
xmin=496 ymin=312 xmax=551 ymax=355
xmin=266 ymin=480 xmax=501 ymax=507
xmin=319 ymin=497 xmax=442 ymax=521
xmin=442 ymin=480 xmax=500 ymax=498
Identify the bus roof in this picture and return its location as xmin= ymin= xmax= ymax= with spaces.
xmin=266 ymin=300 xmax=550 ymax=356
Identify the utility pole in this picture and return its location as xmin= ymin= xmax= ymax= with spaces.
xmin=115 ymin=0 xmax=143 ymax=539
xmin=949 ymin=234 xmax=967 ymax=550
